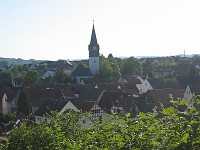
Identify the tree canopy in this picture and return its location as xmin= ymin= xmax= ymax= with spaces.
xmin=99 ymin=55 xmax=121 ymax=82
xmin=17 ymin=90 xmax=30 ymax=116
xmin=122 ymin=57 xmax=143 ymax=75
xmin=23 ymin=70 xmax=41 ymax=85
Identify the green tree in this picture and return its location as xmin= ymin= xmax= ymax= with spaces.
xmin=108 ymin=53 xmax=114 ymax=59
xmin=23 ymin=70 xmax=41 ymax=85
xmin=17 ymin=90 xmax=30 ymax=116
xmin=53 ymin=69 xmax=72 ymax=83
xmin=142 ymin=60 xmax=154 ymax=78
xmin=187 ymin=64 xmax=198 ymax=75
xmin=0 ymin=72 xmax=12 ymax=86
xmin=10 ymin=65 xmax=19 ymax=78
xmin=122 ymin=57 xmax=143 ymax=75
xmin=37 ymin=63 xmax=46 ymax=70
xmin=99 ymin=55 xmax=121 ymax=82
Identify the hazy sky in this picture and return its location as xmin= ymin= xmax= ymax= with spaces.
xmin=0 ymin=0 xmax=199 ymax=60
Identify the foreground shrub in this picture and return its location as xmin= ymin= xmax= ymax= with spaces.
xmin=5 ymin=97 xmax=200 ymax=150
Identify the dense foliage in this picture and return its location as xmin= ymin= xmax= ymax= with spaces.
xmin=99 ymin=55 xmax=121 ymax=82
xmin=2 ymin=97 xmax=200 ymax=150
xmin=23 ymin=70 xmax=41 ymax=85
xmin=17 ymin=90 xmax=30 ymax=116
xmin=122 ymin=57 xmax=143 ymax=75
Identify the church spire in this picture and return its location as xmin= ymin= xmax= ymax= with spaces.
xmin=88 ymin=20 xmax=100 ymax=76
xmin=88 ymin=21 xmax=99 ymax=51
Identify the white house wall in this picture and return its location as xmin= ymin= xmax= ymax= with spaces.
xmin=2 ymin=94 xmax=8 ymax=116
xmin=183 ymin=85 xmax=194 ymax=105
xmin=60 ymin=101 xmax=80 ymax=113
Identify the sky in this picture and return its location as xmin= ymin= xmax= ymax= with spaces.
xmin=0 ymin=0 xmax=199 ymax=61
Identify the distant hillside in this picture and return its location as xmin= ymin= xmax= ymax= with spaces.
xmin=0 ymin=57 xmax=43 ymax=67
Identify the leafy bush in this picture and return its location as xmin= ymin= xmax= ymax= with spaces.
xmin=5 ymin=97 xmax=200 ymax=150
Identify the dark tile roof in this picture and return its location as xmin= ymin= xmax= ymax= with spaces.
xmin=32 ymin=98 xmax=49 ymax=107
xmin=70 ymin=99 xmax=96 ymax=112
xmin=97 ymin=83 xmax=120 ymax=90
xmin=124 ymin=76 xmax=142 ymax=84
xmin=113 ymin=98 xmax=133 ymax=112
xmin=146 ymin=88 xmax=177 ymax=108
xmin=174 ymin=75 xmax=200 ymax=85
xmin=110 ymin=76 xmax=121 ymax=84
xmin=79 ymin=87 xmax=105 ymax=101
xmin=25 ymin=88 xmax=64 ymax=103
xmin=81 ymin=78 xmax=98 ymax=85
xmin=34 ymin=99 xmax=68 ymax=116
xmin=147 ymin=78 xmax=165 ymax=89
xmin=0 ymin=88 xmax=20 ymax=102
xmin=4 ymin=88 xmax=19 ymax=102
xmin=135 ymin=100 xmax=154 ymax=112
xmin=98 ymin=90 xmax=122 ymax=110
xmin=172 ymin=85 xmax=186 ymax=99
xmin=189 ymin=84 xmax=200 ymax=95
xmin=120 ymin=84 xmax=139 ymax=95
xmin=45 ymin=60 xmax=75 ymax=70
xmin=26 ymin=83 xmax=70 ymax=92
xmin=0 ymin=90 xmax=4 ymax=100
xmin=71 ymin=63 xmax=93 ymax=77
xmin=64 ymin=84 xmax=92 ymax=97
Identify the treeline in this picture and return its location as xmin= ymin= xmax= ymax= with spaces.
xmin=98 ymin=54 xmax=200 ymax=82
xmin=2 ymin=97 xmax=200 ymax=149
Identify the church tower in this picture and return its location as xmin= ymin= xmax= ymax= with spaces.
xmin=88 ymin=21 xmax=100 ymax=75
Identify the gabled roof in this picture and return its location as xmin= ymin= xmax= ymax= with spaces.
xmin=189 ymin=84 xmax=200 ymax=95
xmin=45 ymin=60 xmax=75 ymax=70
xmin=34 ymin=99 xmax=68 ymax=116
xmin=70 ymin=99 xmax=96 ymax=112
xmin=25 ymin=88 xmax=64 ymax=103
xmin=135 ymin=100 xmax=154 ymax=113
xmin=4 ymin=88 xmax=19 ymax=102
xmin=98 ymin=90 xmax=122 ymax=109
xmin=111 ymin=98 xmax=133 ymax=112
xmin=124 ymin=76 xmax=142 ymax=84
xmin=81 ymin=78 xmax=98 ymax=85
xmin=147 ymin=78 xmax=165 ymax=89
xmin=173 ymin=85 xmax=186 ymax=99
xmin=64 ymin=84 xmax=93 ymax=97
xmin=0 ymin=90 xmax=4 ymax=100
xmin=0 ymin=88 xmax=20 ymax=102
xmin=26 ymin=83 xmax=70 ymax=92
xmin=97 ymin=83 xmax=120 ymax=90
xmin=79 ymin=87 xmax=105 ymax=101
xmin=146 ymin=88 xmax=177 ymax=108
xmin=71 ymin=63 xmax=93 ymax=77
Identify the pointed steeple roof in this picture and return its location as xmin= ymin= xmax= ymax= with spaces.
xmin=89 ymin=21 xmax=99 ymax=51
